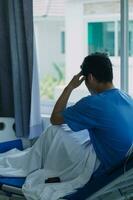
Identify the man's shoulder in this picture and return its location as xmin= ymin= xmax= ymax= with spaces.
xmin=75 ymin=94 xmax=99 ymax=107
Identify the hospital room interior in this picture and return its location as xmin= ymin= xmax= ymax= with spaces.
xmin=0 ymin=0 xmax=133 ymax=200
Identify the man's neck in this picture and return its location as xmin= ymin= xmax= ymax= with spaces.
xmin=95 ymin=82 xmax=114 ymax=94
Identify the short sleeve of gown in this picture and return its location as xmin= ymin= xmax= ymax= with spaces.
xmin=62 ymin=96 xmax=98 ymax=132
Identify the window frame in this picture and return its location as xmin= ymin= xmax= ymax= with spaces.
xmin=83 ymin=13 xmax=120 ymax=57
xmin=120 ymin=0 xmax=129 ymax=92
xmin=83 ymin=0 xmax=130 ymax=93
xmin=34 ymin=1 xmax=132 ymax=115
xmin=87 ymin=21 xmax=116 ymax=56
xmin=60 ymin=30 xmax=65 ymax=54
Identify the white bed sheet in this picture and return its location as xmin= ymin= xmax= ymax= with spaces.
xmin=0 ymin=125 xmax=99 ymax=200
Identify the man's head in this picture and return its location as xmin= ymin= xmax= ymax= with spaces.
xmin=80 ymin=52 xmax=113 ymax=94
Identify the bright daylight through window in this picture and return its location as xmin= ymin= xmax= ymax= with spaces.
xmin=33 ymin=0 xmax=133 ymax=115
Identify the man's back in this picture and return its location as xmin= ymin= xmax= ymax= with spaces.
xmin=63 ymin=88 xmax=133 ymax=171
xmin=51 ymin=53 xmax=133 ymax=172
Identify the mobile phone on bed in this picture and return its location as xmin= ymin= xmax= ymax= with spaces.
xmin=45 ymin=177 xmax=61 ymax=183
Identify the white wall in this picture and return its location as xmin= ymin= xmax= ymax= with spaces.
xmin=54 ymin=1 xmax=89 ymax=103
xmin=65 ymin=1 xmax=85 ymax=82
xmin=34 ymin=18 xmax=65 ymax=80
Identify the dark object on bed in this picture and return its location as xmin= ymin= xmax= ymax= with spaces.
xmin=45 ymin=177 xmax=61 ymax=183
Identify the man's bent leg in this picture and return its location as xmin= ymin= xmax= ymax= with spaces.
xmin=31 ymin=125 xmax=64 ymax=168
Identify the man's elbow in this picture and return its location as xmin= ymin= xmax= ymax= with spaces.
xmin=50 ymin=116 xmax=57 ymax=125
xmin=50 ymin=115 xmax=64 ymax=125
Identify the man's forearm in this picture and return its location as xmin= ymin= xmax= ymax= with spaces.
xmin=50 ymin=72 xmax=85 ymax=125
xmin=50 ymin=86 xmax=73 ymax=125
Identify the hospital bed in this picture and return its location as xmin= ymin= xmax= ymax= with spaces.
xmin=62 ymin=146 xmax=133 ymax=200
xmin=0 ymin=118 xmax=133 ymax=200
xmin=0 ymin=139 xmax=26 ymax=200
xmin=0 ymin=118 xmax=26 ymax=199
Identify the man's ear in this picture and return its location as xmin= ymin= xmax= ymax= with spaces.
xmin=88 ymin=73 xmax=94 ymax=81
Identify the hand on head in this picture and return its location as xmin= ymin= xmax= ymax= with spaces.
xmin=67 ymin=72 xmax=85 ymax=90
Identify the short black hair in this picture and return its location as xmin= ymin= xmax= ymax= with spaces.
xmin=81 ymin=52 xmax=113 ymax=83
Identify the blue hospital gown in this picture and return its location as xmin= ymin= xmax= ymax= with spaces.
xmin=62 ymin=88 xmax=133 ymax=172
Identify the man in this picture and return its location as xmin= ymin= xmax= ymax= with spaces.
xmin=51 ymin=52 xmax=133 ymax=174
xmin=1 ymin=53 xmax=133 ymax=200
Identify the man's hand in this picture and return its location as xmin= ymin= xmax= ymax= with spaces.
xmin=67 ymin=72 xmax=85 ymax=90
xmin=50 ymin=72 xmax=85 ymax=125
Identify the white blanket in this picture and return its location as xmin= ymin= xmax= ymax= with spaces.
xmin=0 ymin=125 xmax=99 ymax=200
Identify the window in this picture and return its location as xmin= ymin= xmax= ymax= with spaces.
xmin=88 ymin=22 xmax=115 ymax=56
xmin=61 ymin=31 xmax=65 ymax=54
xmin=118 ymin=20 xmax=133 ymax=57
xmin=129 ymin=21 xmax=133 ymax=56
xmin=88 ymin=20 xmax=133 ymax=58
xmin=87 ymin=21 xmax=120 ymax=89
xmin=33 ymin=0 xmax=65 ymax=114
xmin=33 ymin=0 xmax=133 ymax=115
xmin=87 ymin=19 xmax=133 ymax=92
xmin=129 ymin=0 xmax=133 ymax=96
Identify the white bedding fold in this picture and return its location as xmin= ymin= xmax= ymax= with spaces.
xmin=0 ymin=125 xmax=99 ymax=200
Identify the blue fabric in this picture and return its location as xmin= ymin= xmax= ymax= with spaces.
xmin=0 ymin=139 xmax=25 ymax=188
xmin=0 ymin=177 xmax=25 ymax=188
xmin=63 ymin=88 xmax=133 ymax=171
xmin=0 ymin=139 xmax=23 ymax=153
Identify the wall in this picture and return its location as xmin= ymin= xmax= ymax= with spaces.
xmin=65 ymin=1 xmax=85 ymax=82
xmin=34 ymin=18 xmax=65 ymax=80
